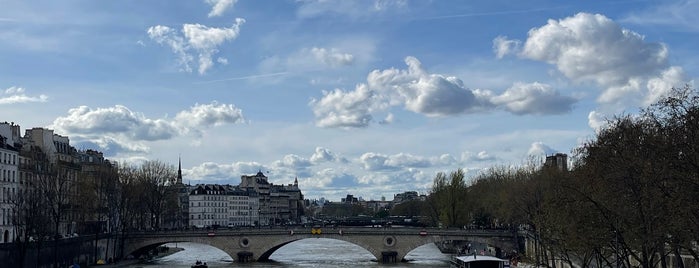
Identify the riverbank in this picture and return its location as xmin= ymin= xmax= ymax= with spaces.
xmin=94 ymin=247 xmax=184 ymax=267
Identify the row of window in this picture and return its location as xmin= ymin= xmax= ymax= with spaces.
xmin=0 ymin=187 xmax=16 ymax=203
xmin=0 ymin=207 xmax=12 ymax=226
xmin=1 ymin=152 xmax=17 ymax=166
xmin=1 ymin=169 xmax=16 ymax=182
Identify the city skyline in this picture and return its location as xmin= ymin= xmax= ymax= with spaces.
xmin=2 ymin=0 xmax=697 ymax=201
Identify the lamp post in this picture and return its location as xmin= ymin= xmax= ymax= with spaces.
xmin=258 ymin=208 xmax=261 ymax=229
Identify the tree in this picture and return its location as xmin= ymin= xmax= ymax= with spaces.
xmin=430 ymin=169 xmax=469 ymax=228
xmin=10 ymin=186 xmax=51 ymax=268
xmin=136 ymin=160 xmax=178 ymax=229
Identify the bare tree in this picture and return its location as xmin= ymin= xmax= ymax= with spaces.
xmin=136 ymin=160 xmax=177 ymax=230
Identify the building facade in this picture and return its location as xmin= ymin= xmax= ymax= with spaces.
xmin=188 ymin=184 xmax=260 ymax=228
xmin=0 ymin=122 xmax=20 ymax=243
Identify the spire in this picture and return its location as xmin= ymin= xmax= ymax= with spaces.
xmin=177 ymin=155 xmax=183 ymax=185
xmin=294 ymin=176 xmax=298 ymax=186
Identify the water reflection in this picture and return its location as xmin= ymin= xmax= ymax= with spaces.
xmin=129 ymin=238 xmax=451 ymax=267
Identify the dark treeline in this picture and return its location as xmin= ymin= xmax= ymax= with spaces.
xmin=392 ymin=86 xmax=699 ymax=268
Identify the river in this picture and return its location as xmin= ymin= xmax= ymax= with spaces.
xmin=126 ymin=238 xmax=452 ymax=267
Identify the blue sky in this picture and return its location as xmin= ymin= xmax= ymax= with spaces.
xmin=1 ymin=0 xmax=696 ymax=201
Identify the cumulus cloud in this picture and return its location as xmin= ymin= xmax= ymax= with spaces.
xmin=310 ymin=147 xmax=337 ymax=163
xmin=50 ymin=102 xmax=245 ymax=155
xmin=527 ymin=142 xmax=556 ymax=156
xmin=311 ymin=56 xmax=576 ymax=128
xmin=174 ymin=102 xmax=245 ymax=129
xmin=205 ymin=0 xmax=237 ymax=17
xmin=359 ymin=152 xmax=445 ymax=171
xmin=274 ymin=154 xmax=312 ymax=168
xmin=511 ymin=12 xmax=686 ymax=107
xmin=587 ymin=110 xmax=607 ymax=132
xmin=52 ymin=105 xmax=178 ymax=141
xmin=462 ymin=151 xmax=496 ymax=162
xmin=310 ymin=84 xmax=378 ymax=128
xmin=0 ymin=87 xmax=48 ymax=104
xmin=147 ymin=18 xmax=245 ymax=74
xmin=490 ymin=82 xmax=576 ymax=115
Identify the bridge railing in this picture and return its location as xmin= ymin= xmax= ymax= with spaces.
xmin=123 ymin=227 xmax=520 ymax=239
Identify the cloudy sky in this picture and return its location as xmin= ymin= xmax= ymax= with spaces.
xmin=1 ymin=0 xmax=696 ymax=201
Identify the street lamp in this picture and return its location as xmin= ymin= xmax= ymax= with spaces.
xmin=258 ymin=208 xmax=261 ymax=229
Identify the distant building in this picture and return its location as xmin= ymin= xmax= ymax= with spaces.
xmin=239 ymin=171 xmax=303 ymax=226
xmin=188 ymin=184 xmax=259 ymax=228
xmin=341 ymin=194 xmax=358 ymax=204
xmin=544 ymin=153 xmax=568 ymax=171
xmin=393 ymin=191 xmax=419 ymax=204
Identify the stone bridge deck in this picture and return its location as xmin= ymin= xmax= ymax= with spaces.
xmin=123 ymin=227 xmax=521 ymax=263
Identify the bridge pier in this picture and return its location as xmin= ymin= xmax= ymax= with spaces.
xmin=381 ymin=251 xmax=398 ymax=263
xmin=236 ymin=251 xmax=253 ymax=262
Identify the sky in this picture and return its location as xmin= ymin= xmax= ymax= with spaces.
xmin=1 ymin=0 xmax=697 ymax=201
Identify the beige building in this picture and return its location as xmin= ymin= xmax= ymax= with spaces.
xmin=239 ymin=172 xmax=303 ymax=226
xmin=188 ymin=184 xmax=260 ymax=228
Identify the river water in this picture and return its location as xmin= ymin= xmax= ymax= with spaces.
xmin=127 ymin=238 xmax=452 ymax=267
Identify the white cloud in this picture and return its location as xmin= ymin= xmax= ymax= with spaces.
xmin=50 ymin=102 xmax=245 ymax=154
xmin=310 ymin=147 xmax=337 ymax=163
xmin=148 ymin=19 xmax=245 ymax=74
xmin=527 ymin=142 xmax=556 ymax=156
xmin=490 ymin=82 xmax=576 ymax=115
xmin=359 ymin=152 xmax=445 ymax=171
xmin=274 ymin=154 xmax=312 ymax=168
xmin=52 ymin=105 xmax=178 ymax=141
xmin=309 ymin=84 xmax=378 ymax=128
xmin=516 ymin=12 xmax=686 ymax=107
xmin=0 ymin=87 xmax=48 ymax=104
xmin=461 ymin=151 xmax=496 ymax=162
xmin=644 ymin=66 xmax=688 ymax=106
xmin=174 ymin=102 xmax=245 ymax=129
xmin=587 ymin=110 xmax=607 ymax=132
xmin=310 ymin=47 xmax=355 ymax=67
xmin=206 ymin=0 xmax=238 ymax=17
xmin=367 ymin=56 xmax=487 ymax=116
xmin=492 ymin=35 xmax=521 ymax=59
xmin=311 ymin=56 xmax=577 ymax=128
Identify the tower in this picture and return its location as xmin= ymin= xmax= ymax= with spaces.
xmin=177 ymin=155 xmax=183 ymax=185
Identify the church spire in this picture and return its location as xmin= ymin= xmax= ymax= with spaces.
xmin=177 ymin=155 xmax=183 ymax=185
xmin=294 ymin=176 xmax=298 ymax=187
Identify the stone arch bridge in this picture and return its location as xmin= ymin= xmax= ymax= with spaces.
xmin=123 ymin=227 xmax=522 ymax=263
